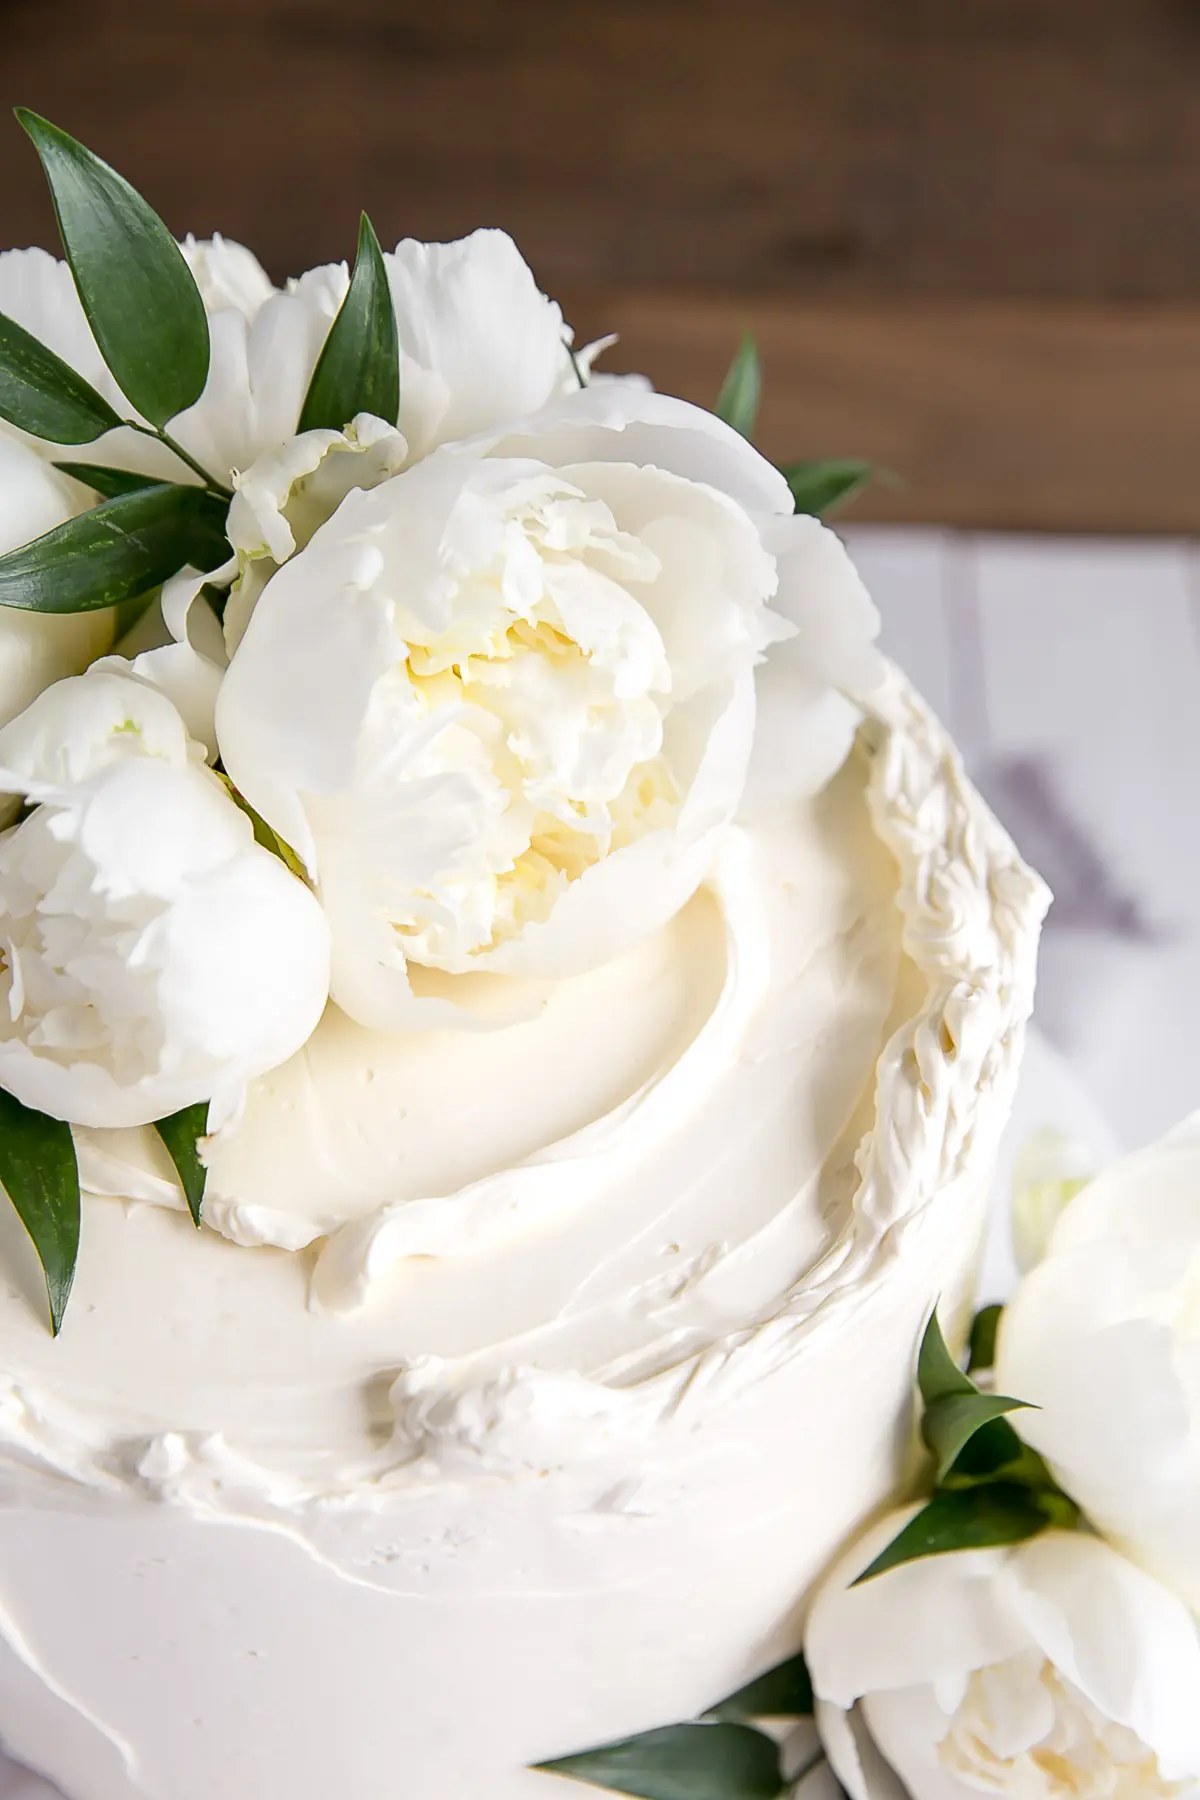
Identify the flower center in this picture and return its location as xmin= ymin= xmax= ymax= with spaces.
xmin=357 ymin=475 xmax=683 ymax=969
xmin=940 ymin=1657 xmax=1183 ymax=1800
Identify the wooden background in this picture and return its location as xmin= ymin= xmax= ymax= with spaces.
xmin=4 ymin=0 xmax=1200 ymax=531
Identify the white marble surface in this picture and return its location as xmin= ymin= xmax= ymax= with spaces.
xmin=0 ymin=526 xmax=1187 ymax=1797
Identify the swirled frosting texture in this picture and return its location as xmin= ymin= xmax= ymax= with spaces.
xmin=0 ymin=667 xmax=1048 ymax=1800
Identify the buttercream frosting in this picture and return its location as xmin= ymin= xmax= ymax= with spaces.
xmin=0 ymin=665 xmax=1048 ymax=1800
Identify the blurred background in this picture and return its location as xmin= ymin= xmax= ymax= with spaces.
xmin=8 ymin=0 xmax=1200 ymax=533
xmin=2 ymin=0 xmax=1200 ymax=1150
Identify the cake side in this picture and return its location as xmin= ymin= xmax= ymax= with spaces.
xmin=0 ymin=667 xmax=1049 ymax=1800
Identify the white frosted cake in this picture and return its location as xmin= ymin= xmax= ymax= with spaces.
xmin=0 ymin=122 xmax=1047 ymax=1800
xmin=0 ymin=671 xmax=1046 ymax=1800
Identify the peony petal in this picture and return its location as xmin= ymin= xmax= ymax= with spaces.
xmin=181 ymin=234 xmax=276 ymax=317
xmin=815 ymin=1698 xmax=911 ymax=1800
xmin=805 ymin=1509 xmax=1027 ymax=1710
xmin=996 ymin=1128 xmax=1200 ymax=1612
xmin=1003 ymin=1532 xmax=1200 ymax=1781
xmin=477 ymin=383 xmax=796 ymax=517
xmin=0 ymin=666 xmax=193 ymax=797
xmin=760 ymin=515 xmax=883 ymax=692
xmin=215 ymin=528 xmax=401 ymax=873
xmin=385 ymin=229 xmax=570 ymax=457
xmin=859 ymin=1686 xmax=983 ymax=1800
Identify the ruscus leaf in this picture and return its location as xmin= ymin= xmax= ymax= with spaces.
xmin=916 ymin=1309 xmax=977 ymax=1407
xmin=0 ymin=309 xmax=122 ymax=444
xmin=942 ymin=1416 xmax=1051 ymax=1490
xmin=915 ymin=1311 xmax=1034 ymax=1482
xmin=967 ymin=1302 xmax=1004 ymax=1373
xmin=298 ymin=212 xmax=399 ymax=433
xmin=153 ymin=1103 xmax=210 ymax=1228
xmin=923 ymin=1391 xmax=1034 ymax=1484
xmin=0 ymin=483 xmax=229 ymax=614
xmin=780 ymin=459 xmax=874 ymax=518
xmin=535 ymin=1722 xmax=784 ymax=1799
xmin=715 ymin=333 xmax=761 ymax=440
xmin=53 ymin=462 xmax=160 ymax=499
xmin=0 ymin=1087 xmax=80 ymax=1335
xmin=853 ymin=1483 xmax=1057 ymax=1585
xmin=16 ymin=109 xmax=210 ymax=428
xmin=706 ymin=1653 xmax=813 ymax=1722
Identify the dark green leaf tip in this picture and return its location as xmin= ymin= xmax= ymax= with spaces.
xmin=153 ymin=1103 xmax=210 ymax=1228
xmin=0 ymin=1087 xmax=80 ymax=1335
xmin=916 ymin=1310 xmax=1034 ymax=1483
xmin=916 ymin=1307 xmax=976 ymax=1407
xmin=967 ymin=1302 xmax=1004 ymax=1373
xmin=853 ymin=1483 xmax=1058 ymax=1586
xmin=16 ymin=108 xmax=210 ymax=429
xmin=780 ymin=458 xmax=875 ymax=519
xmin=297 ymin=211 xmax=400 ymax=435
xmin=0 ymin=482 xmax=229 ymax=616
xmin=535 ymin=1722 xmax=785 ymax=1799
xmin=715 ymin=333 xmax=761 ymax=441
xmin=705 ymin=1653 xmax=813 ymax=1722
xmin=0 ymin=309 xmax=122 ymax=445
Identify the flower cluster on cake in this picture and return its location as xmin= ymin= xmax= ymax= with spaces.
xmin=3 ymin=106 xmax=1191 ymax=1800
xmin=0 ymin=111 xmax=879 ymax=1335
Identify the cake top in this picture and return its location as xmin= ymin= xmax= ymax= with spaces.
xmin=0 ymin=111 xmax=882 ymax=1335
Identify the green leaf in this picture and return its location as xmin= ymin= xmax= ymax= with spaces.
xmin=53 ymin=462 xmax=159 ymax=499
xmin=0 ymin=483 xmax=229 ymax=614
xmin=298 ymin=213 xmax=399 ymax=433
xmin=16 ymin=109 xmax=210 ymax=428
xmin=916 ymin=1312 xmax=1033 ymax=1482
xmin=214 ymin=773 xmax=308 ymax=881
xmin=0 ymin=1087 xmax=80 ymax=1336
xmin=715 ymin=334 xmax=761 ymax=441
xmin=0 ymin=309 xmax=122 ymax=444
xmin=967 ymin=1302 xmax=1004 ymax=1373
xmin=535 ymin=1723 xmax=784 ymax=1799
xmin=853 ymin=1483 xmax=1061 ymax=1585
xmin=916 ymin=1309 xmax=977 ymax=1407
xmin=706 ymin=1654 xmax=813 ymax=1722
xmin=942 ymin=1417 xmax=1052 ymax=1490
xmin=153 ymin=1103 xmax=209 ymax=1228
xmin=923 ymin=1391 xmax=1033 ymax=1484
xmin=780 ymin=459 xmax=874 ymax=518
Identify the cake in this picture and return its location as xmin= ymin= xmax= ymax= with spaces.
xmin=0 ymin=115 xmax=1048 ymax=1800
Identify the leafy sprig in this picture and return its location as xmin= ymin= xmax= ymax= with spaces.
xmin=0 ymin=109 xmax=401 ymax=624
xmin=714 ymin=336 xmax=874 ymax=518
xmin=534 ymin=1652 xmax=814 ymax=1798
xmin=854 ymin=1309 xmax=1078 ymax=1585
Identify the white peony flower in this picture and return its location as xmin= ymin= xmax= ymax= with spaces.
xmin=0 ymin=433 xmax=114 ymax=732
xmin=806 ymin=1515 xmax=1200 ymax=1800
xmin=0 ymin=229 xmax=580 ymax=489
xmin=384 ymin=229 xmax=581 ymax=460
xmin=996 ymin=1115 xmax=1200 ymax=1613
xmin=214 ymin=385 xmax=880 ymax=1030
xmin=220 ymin=411 xmax=409 ymax=654
xmin=0 ymin=667 xmax=330 ymax=1129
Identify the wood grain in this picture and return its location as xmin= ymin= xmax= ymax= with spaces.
xmin=5 ymin=0 xmax=1200 ymax=530
xmin=568 ymin=291 xmax=1200 ymax=534
xmin=4 ymin=0 xmax=1200 ymax=299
